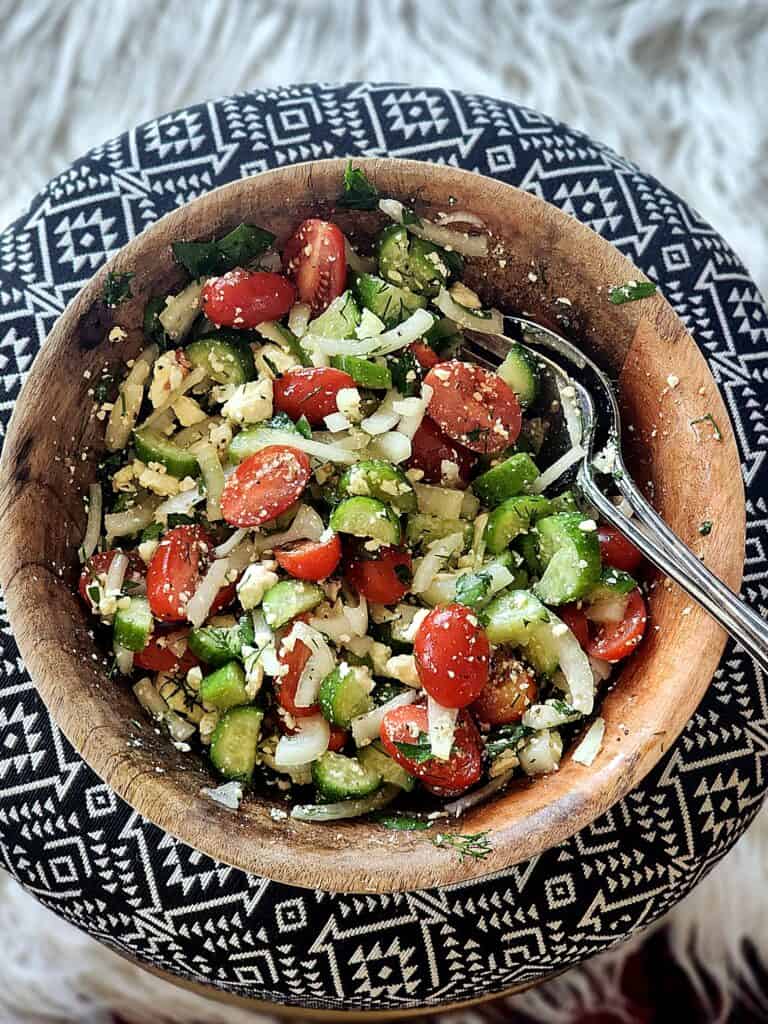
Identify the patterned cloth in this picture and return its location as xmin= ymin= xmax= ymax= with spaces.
xmin=0 ymin=83 xmax=765 ymax=1013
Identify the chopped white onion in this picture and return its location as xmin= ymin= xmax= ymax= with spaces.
xmin=114 ymin=643 xmax=134 ymax=676
xmin=434 ymin=210 xmax=487 ymax=228
xmin=133 ymin=676 xmax=166 ymax=718
xmin=434 ymin=287 xmax=503 ymax=334
xmin=214 ymin=528 xmax=249 ymax=559
xmin=530 ymin=445 xmax=586 ymax=494
xmin=186 ymin=557 xmax=231 ymax=627
xmin=291 ymin=783 xmax=399 ymax=822
xmin=585 ymin=593 xmax=630 ymax=625
xmin=535 ymin=616 xmax=594 ymax=715
xmin=309 ymin=595 xmax=368 ymax=641
xmin=460 ymin=490 xmax=481 ymax=519
xmin=411 ymin=532 xmax=465 ymax=594
xmin=344 ymin=238 xmax=376 ymax=274
xmin=79 ymin=483 xmax=103 ymax=562
xmin=105 ymin=345 xmax=158 ymax=451
xmin=305 ymin=308 xmax=434 ymax=357
xmin=105 ymin=551 xmax=129 ymax=595
xmin=443 ymin=770 xmax=516 ymax=818
xmin=252 ymin=504 xmax=324 ymax=554
xmin=140 ymin=366 xmax=206 ymax=430
xmin=519 ymin=729 xmax=563 ymax=776
xmin=105 ymin=495 xmax=161 ymax=540
xmin=194 ymin=442 xmax=224 ymax=521
xmin=226 ymin=537 xmax=257 ymax=573
xmin=414 ymin=482 xmax=464 ymax=519
xmin=572 ymin=717 xmax=606 ymax=767
xmin=427 ymin=697 xmax=458 ymax=761
xmin=201 ymin=781 xmax=244 ymax=810
xmin=155 ymin=484 xmax=205 ymax=519
xmin=350 ymin=690 xmax=419 ymax=746
xmin=368 ymin=431 xmax=411 ymax=464
xmin=288 ymin=302 xmax=312 ymax=338
xmin=394 ymin=383 xmax=433 ymax=439
xmin=274 ymin=714 xmax=330 ymax=767
xmin=257 ymin=251 xmax=282 ymax=272
xmin=287 ymin=623 xmax=336 ymax=708
xmin=419 ymin=572 xmax=460 ymax=607
xmin=558 ymin=380 xmax=583 ymax=447
xmin=522 ymin=700 xmax=582 ymax=730
xmin=240 ymin=427 xmax=358 ymax=465
xmin=361 ymin=391 xmax=401 ymax=436
xmin=378 ymin=199 xmax=489 ymax=257
xmin=324 ymin=412 xmax=352 ymax=433
xmin=589 ymin=656 xmax=614 ymax=683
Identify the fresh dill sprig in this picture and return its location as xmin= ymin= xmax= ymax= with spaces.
xmin=431 ymin=830 xmax=492 ymax=862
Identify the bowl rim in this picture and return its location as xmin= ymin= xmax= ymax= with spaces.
xmin=0 ymin=157 xmax=745 ymax=893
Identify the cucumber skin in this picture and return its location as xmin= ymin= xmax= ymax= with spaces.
xmin=310 ymin=291 xmax=360 ymax=339
xmin=209 ymin=706 xmax=264 ymax=782
xmin=533 ymin=513 xmax=602 ymax=605
xmin=318 ymin=666 xmax=373 ymax=727
xmin=312 ymin=751 xmax=382 ymax=800
xmin=497 ymin=343 xmax=540 ymax=409
xmin=185 ymin=338 xmax=253 ymax=385
xmin=337 ymin=460 xmax=417 ymax=514
xmin=261 ymin=580 xmax=324 ymax=629
xmin=354 ymin=273 xmax=426 ymax=328
xmin=113 ymin=597 xmax=153 ymax=652
xmin=483 ymin=495 xmax=552 ymax=554
xmin=330 ymin=496 xmax=402 ymax=545
xmin=200 ymin=661 xmax=250 ymax=711
xmin=472 ymin=453 xmax=540 ymax=506
xmin=481 ymin=589 xmax=549 ymax=646
xmin=188 ymin=625 xmax=243 ymax=666
xmin=331 ymin=355 xmax=392 ymax=390
xmin=405 ymin=513 xmax=472 ymax=550
xmin=586 ymin=567 xmax=637 ymax=602
xmin=358 ymin=743 xmax=415 ymax=791
xmin=134 ymin=427 xmax=200 ymax=479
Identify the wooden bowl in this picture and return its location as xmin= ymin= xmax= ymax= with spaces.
xmin=0 ymin=158 xmax=744 ymax=894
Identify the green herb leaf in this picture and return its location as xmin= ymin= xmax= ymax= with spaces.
xmin=699 ymin=520 xmax=713 ymax=536
xmin=192 ymin=626 xmax=243 ymax=662
xmin=140 ymin=522 xmax=164 ymax=543
xmin=172 ymin=223 xmax=275 ymax=277
xmin=454 ymin=570 xmax=491 ymax=610
xmin=93 ymin=372 xmax=117 ymax=404
xmin=143 ymin=296 xmax=171 ymax=349
xmin=239 ymin=614 xmax=256 ymax=647
xmin=388 ymin=348 xmax=421 ymax=397
xmin=550 ymin=699 xmax=578 ymax=717
xmin=372 ymin=813 xmax=432 ymax=831
xmin=103 ymin=271 xmax=134 ymax=307
xmin=401 ymin=209 xmax=423 ymax=227
xmin=690 ymin=413 xmax=723 ymax=442
xmin=296 ymin=414 xmax=312 ymax=439
xmin=431 ymin=830 xmax=492 ymax=861
xmin=608 ymin=280 xmax=657 ymax=305
xmin=394 ymin=731 xmax=433 ymax=765
xmin=485 ymin=723 xmax=533 ymax=760
xmin=338 ymin=161 xmax=380 ymax=210
xmin=167 ymin=513 xmax=197 ymax=529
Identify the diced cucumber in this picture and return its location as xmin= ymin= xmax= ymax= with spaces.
xmin=188 ymin=624 xmax=244 ymax=666
xmin=481 ymin=589 xmax=550 ymax=645
xmin=337 ymin=460 xmax=417 ymax=513
xmin=484 ymin=495 xmax=552 ymax=553
xmin=185 ymin=338 xmax=254 ymax=385
xmin=312 ymin=751 xmax=382 ymax=800
xmin=454 ymin=552 xmax=523 ymax=611
xmin=424 ymin=317 xmax=462 ymax=355
xmin=472 ymin=453 xmax=540 ymax=506
xmin=586 ymin=568 xmax=637 ymax=603
xmin=330 ymin=496 xmax=402 ymax=544
xmin=318 ymin=664 xmax=374 ymax=727
xmin=516 ymin=531 xmax=542 ymax=575
xmin=113 ymin=597 xmax=153 ymax=652
xmin=358 ymin=741 xmax=415 ymax=791
xmin=533 ymin=513 xmax=602 ymax=605
xmin=377 ymin=226 xmax=450 ymax=298
xmin=523 ymin=621 xmax=561 ymax=676
xmin=209 ymin=706 xmax=264 ymax=782
xmin=262 ymin=580 xmax=324 ymax=629
xmin=331 ymin=355 xmax=392 ymax=390
xmin=354 ymin=273 xmax=426 ymax=328
xmin=405 ymin=513 xmax=472 ymax=551
xmin=376 ymin=226 xmax=411 ymax=287
xmin=201 ymin=661 xmax=250 ymax=711
xmin=372 ymin=680 xmax=409 ymax=704
xmin=550 ymin=490 xmax=579 ymax=514
xmin=309 ymin=291 xmax=360 ymax=339
xmin=497 ymin=342 xmax=540 ymax=409
xmin=134 ymin=427 xmax=200 ymax=478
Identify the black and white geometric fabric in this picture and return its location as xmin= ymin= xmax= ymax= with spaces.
xmin=0 ymin=83 xmax=766 ymax=1012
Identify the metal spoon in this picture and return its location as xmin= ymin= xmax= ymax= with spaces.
xmin=461 ymin=316 xmax=768 ymax=673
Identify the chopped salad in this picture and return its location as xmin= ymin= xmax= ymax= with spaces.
xmin=78 ymin=165 xmax=649 ymax=824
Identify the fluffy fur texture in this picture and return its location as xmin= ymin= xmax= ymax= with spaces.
xmin=0 ymin=1 xmax=766 ymax=1020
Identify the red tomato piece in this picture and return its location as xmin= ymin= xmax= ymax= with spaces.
xmin=327 ymin=727 xmax=349 ymax=752
xmin=407 ymin=416 xmax=477 ymax=487
xmin=424 ymin=360 xmax=522 ymax=454
xmin=78 ymin=549 xmax=145 ymax=607
xmin=146 ymin=525 xmax=217 ymax=623
xmin=276 ymin=639 xmax=319 ymax=718
xmin=345 ymin=547 xmax=412 ymax=605
xmin=558 ymin=604 xmax=590 ymax=650
xmin=273 ymin=367 xmax=356 ymax=427
xmin=221 ymin=445 xmax=311 ymax=528
xmin=380 ymin=704 xmax=483 ymax=797
xmin=283 ymin=219 xmax=347 ymax=314
xmin=275 ymin=533 xmax=342 ymax=581
xmin=597 ymin=525 xmax=644 ymax=573
xmin=201 ymin=269 xmax=296 ymax=328
xmin=414 ymin=603 xmax=490 ymax=708
xmin=134 ymin=630 xmax=198 ymax=675
xmin=409 ymin=341 xmax=440 ymax=370
xmin=587 ymin=589 xmax=648 ymax=663
xmin=471 ymin=648 xmax=538 ymax=725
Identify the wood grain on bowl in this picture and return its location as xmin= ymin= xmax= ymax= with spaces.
xmin=0 ymin=159 xmax=745 ymax=893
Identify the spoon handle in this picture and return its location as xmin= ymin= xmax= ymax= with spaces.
xmin=579 ymin=469 xmax=768 ymax=674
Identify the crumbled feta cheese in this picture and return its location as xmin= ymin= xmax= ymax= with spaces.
xmin=149 ymin=351 xmax=186 ymax=408
xmin=237 ymin=563 xmax=279 ymax=610
xmin=209 ymin=420 xmax=233 ymax=451
xmin=138 ymin=465 xmax=180 ymax=497
xmin=336 ymin=387 xmax=363 ymax=423
xmin=489 ymin=747 xmax=520 ymax=778
xmin=253 ymin=343 xmax=300 ymax=379
xmin=449 ymin=281 xmax=482 ymax=309
xmin=112 ymin=463 xmax=138 ymax=492
xmin=198 ymin=712 xmax=220 ymax=745
xmin=270 ymin=807 xmax=288 ymax=821
xmin=173 ymin=395 xmax=207 ymax=427
xmin=108 ymin=326 xmax=128 ymax=344
xmin=222 ymin=378 xmax=274 ymax=426
xmin=667 ymin=374 xmax=680 ymax=389
xmin=186 ymin=666 xmax=203 ymax=691
xmin=578 ymin=519 xmax=598 ymax=532
xmin=382 ymin=654 xmax=420 ymax=687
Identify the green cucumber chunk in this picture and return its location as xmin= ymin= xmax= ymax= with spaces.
xmin=331 ymin=355 xmax=392 ymax=390
xmin=354 ymin=273 xmax=426 ymax=328
xmin=424 ymin=316 xmax=463 ymax=355
xmin=318 ymin=664 xmax=374 ymax=727
xmin=312 ymin=751 xmax=382 ymax=800
xmin=516 ymin=531 xmax=543 ymax=575
xmin=377 ymin=226 xmax=451 ymax=298
xmin=113 ymin=596 xmax=153 ymax=652
xmin=533 ymin=513 xmax=602 ymax=605
xmin=310 ymin=291 xmax=360 ymax=339
xmin=586 ymin=567 xmax=637 ymax=603
xmin=227 ymin=426 xmax=295 ymax=464
xmin=484 ymin=495 xmax=552 ymax=554
xmin=405 ymin=513 xmax=472 ymax=551
xmin=338 ymin=460 xmax=417 ymax=514
xmin=497 ymin=343 xmax=540 ymax=409
xmin=201 ymin=661 xmax=250 ymax=711
xmin=472 ymin=453 xmax=540 ymax=506
xmin=189 ymin=625 xmax=243 ymax=666
xmin=261 ymin=580 xmax=324 ymax=629
xmin=481 ymin=589 xmax=549 ymax=645
xmin=330 ymin=496 xmax=402 ymax=544
xmin=454 ymin=552 xmax=521 ymax=611
xmin=523 ymin=621 xmax=561 ymax=676
xmin=133 ymin=427 xmax=200 ymax=479
xmin=185 ymin=338 xmax=253 ymax=386
xmin=550 ymin=490 xmax=579 ymax=514
xmin=209 ymin=706 xmax=263 ymax=782
xmin=358 ymin=741 xmax=415 ymax=791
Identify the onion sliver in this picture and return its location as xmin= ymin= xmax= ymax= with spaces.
xmin=186 ymin=557 xmax=231 ymax=627
xmin=519 ymin=728 xmax=563 ymax=776
xmin=105 ymin=345 xmax=158 ymax=451
xmin=305 ymin=308 xmax=434 ymax=358
xmin=236 ymin=427 xmax=359 ymax=466
xmin=522 ymin=700 xmax=581 ymax=730
xmin=139 ymin=366 xmax=206 ymax=430
xmin=105 ymin=495 xmax=162 ymax=540
xmin=288 ymin=623 xmax=336 ymax=708
xmin=350 ymin=690 xmax=419 ymax=746
xmin=105 ymin=551 xmax=129 ymax=595
xmin=368 ymin=431 xmax=412 ymax=465
xmin=572 ymin=717 xmax=606 ymax=767
xmin=288 ymin=302 xmax=312 ymax=338
xmin=530 ymin=445 xmax=586 ymax=494
xmin=274 ymin=714 xmax=330 ymax=767
xmin=344 ymin=238 xmax=376 ymax=274
xmin=531 ymin=615 xmax=594 ymax=715
xmin=80 ymin=483 xmax=103 ymax=562
xmin=291 ymin=783 xmax=399 ymax=822
xmin=435 ymin=210 xmax=486 ymax=228
xmin=114 ymin=643 xmax=134 ymax=676
xmin=434 ymin=287 xmax=503 ymax=334
xmin=252 ymin=504 xmax=324 ymax=555
xmin=194 ymin=442 xmax=225 ymax=521
xmin=427 ymin=696 xmax=458 ymax=761
xmin=379 ymin=199 xmax=489 ymax=258
xmin=214 ymin=528 xmax=249 ymax=559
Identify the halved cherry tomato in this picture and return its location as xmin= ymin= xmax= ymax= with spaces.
xmin=409 ymin=341 xmax=439 ymax=370
xmin=276 ymin=639 xmax=319 ymax=718
xmin=201 ymin=269 xmax=296 ymax=328
xmin=283 ymin=219 xmax=347 ymax=314
xmin=134 ymin=630 xmax=198 ymax=675
xmin=559 ymin=604 xmax=590 ymax=650
xmin=275 ymin=533 xmax=342 ymax=581
xmin=273 ymin=367 xmax=356 ymax=426
xmin=597 ymin=525 xmax=644 ymax=573
xmin=424 ymin=360 xmax=522 ymax=454
xmin=78 ymin=549 xmax=145 ymax=607
xmin=587 ymin=589 xmax=648 ymax=663
xmin=327 ymin=727 xmax=349 ymax=752
xmin=221 ymin=445 xmax=311 ymax=528
xmin=414 ymin=603 xmax=490 ymax=708
xmin=345 ymin=546 xmax=412 ymax=605
xmin=146 ymin=525 xmax=230 ymax=623
xmin=380 ymin=704 xmax=483 ymax=797
xmin=471 ymin=647 xmax=537 ymax=725
xmin=407 ymin=416 xmax=477 ymax=487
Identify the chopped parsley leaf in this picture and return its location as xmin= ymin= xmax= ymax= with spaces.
xmin=699 ymin=520 xmax=713 ymax=536
xmin=608 ymin=281 xmax=657 ymax=305
xmin=103 ymin=271 xmax=134 ymax=307
xmin=394 ymin=731 xmax=433 ymax=765
xmin=401 ymin=208 xmax=423 ymax=227
xmin=389 ymin=348 xmax=421 ymax=397
xmin=431 ymin=830 xmax=492 ymax=861
xmin=337 ymin=162 xmax=380 ymax=210
xmin=172 ymin=223 xmax=275 ymax=277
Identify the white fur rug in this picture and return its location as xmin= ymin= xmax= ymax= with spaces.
xmin=1 ymin=1 xmax=767 ymax=1021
